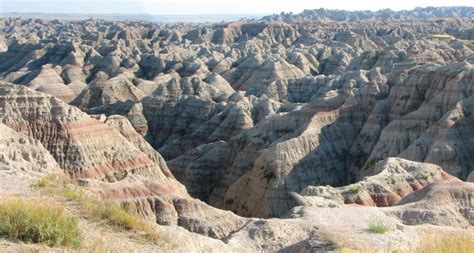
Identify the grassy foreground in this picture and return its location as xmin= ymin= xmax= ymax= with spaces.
xmin=340 ymin=232 xmax=474 ymax=253
xmin=0 ymin=198 xmax=81 ymax=248
xmin=33 ymin=174 xmax=161 ymax=244
xmin=415 ymin=233 xmax=474 ymax=253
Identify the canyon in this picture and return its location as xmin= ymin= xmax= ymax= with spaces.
xmin=0 ymin=6 xmax=473 ymax=252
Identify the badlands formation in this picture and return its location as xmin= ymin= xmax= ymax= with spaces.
xmin=0 ymin=6 xmax=473 ymax=252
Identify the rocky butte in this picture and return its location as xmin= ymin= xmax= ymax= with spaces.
xmin=0 ymin=6 xmax=473 ymax=252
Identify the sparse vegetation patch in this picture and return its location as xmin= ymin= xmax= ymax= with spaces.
xmin=367 ymin=221 xmax=390 ymax=234
xmin=0 ymin=198 xmax=81 ymax=248
xmin=33 ymin=175 xmax=161 ymax=244
xmin=347 ymin=185 xmax=363 ymax=194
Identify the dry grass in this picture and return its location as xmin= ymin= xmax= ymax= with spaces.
xmin=460 ymin=39 xmax=474 ymax=48
xmin=0 ymin=198 xmax=81 ymax=248
xmin=33 ymin=175 xmax=161 ymax=244
xmin=427 ymin=34 xmax=474 ymax=49
xmin=87 ymin=236 xmax=107 ymax=253
xmin=340 ymin=231 xmax=474 ymax=253
xmin=430 ymin=34 xmax=455 ymax=40
xmin=31 ymin=173 xmax=72 ymax=189
xmin=414 ymin=232 xmax=474 ymax=253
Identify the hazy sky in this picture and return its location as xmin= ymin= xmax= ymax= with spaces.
xmin=1 ymin=0 xmax=472 ymax=14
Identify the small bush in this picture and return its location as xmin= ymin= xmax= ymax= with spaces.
xmin=367 ymin=222 xmax=390 ymax=234
xmin=262 ymin=170 xmax=276 ymax=182
xmin=368 ymin=159 xmax=380 ymax=167
xmin=348 ymin=185 xmax=363 ymax=194
xmin=0 ymin=198 xmax=81 ymax=248
xmin=324 ymin=234 xmax=339 ymax=248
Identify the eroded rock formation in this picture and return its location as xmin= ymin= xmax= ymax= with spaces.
xmin=1 ymin=7 xmax=474 ymax=250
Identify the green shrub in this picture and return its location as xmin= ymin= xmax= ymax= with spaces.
xmin=368 ymin=222 xmax=390 ymax=234
xmin=0 ymin=198 xmax=81 ymax=248
xmin=324 ymin=234 xmax=339 ymax=248
xmin=262 ymin=170 xmax=277 ymax=182
xmin=348 ymin=185 xmax=363 ymax=194
xmin=368 ymin=159 xmax=380 ymax=167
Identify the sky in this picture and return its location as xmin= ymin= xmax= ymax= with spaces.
xmin=0 ymin=0 xmax=472 ymax=15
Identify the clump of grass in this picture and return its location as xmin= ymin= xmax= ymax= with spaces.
xmin=33 ymin=176 xmax=160 ymax=243
xmin=84 ymin=198 xmax=142 ymax=230
xmin=324 ymin=234 xmax=339 ymax=248
xmin=58 ymin=186 xmax=84 ymax=202
xmin=415 ymin=233 xmax=474 ymax=253
xmin=0 ymin=198 xmax=81 ymax=248
xmin=31 ymin=173 xmax=71 ymax=190
xmin=87 ymin=236 xmax=106 ymax=253
xmin=32 ymin=176 xmax=51 ymax=188
xmin=347 ymin=185 xmax=363 ymax=194
xmin=55 ymin=185 xmax=143 ymax=231
xmin=367 ymin=221 xmax=391 ymax=234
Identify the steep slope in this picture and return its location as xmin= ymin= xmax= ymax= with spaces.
xmin=0 ymin=82 xmax=248 ymax=239
xmin=0 ymin=123 xmax=61 ymax=195
xmin=0 ymin=83 xmax=343 ymax=250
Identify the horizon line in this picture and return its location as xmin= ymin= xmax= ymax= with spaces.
xmin=1 ymin=5 xmax=472 ymax=16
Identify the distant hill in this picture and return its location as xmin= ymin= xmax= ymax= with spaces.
xmin=262 ymin=6 xmax=474 ymax=23
xmin=0 ymin=13 xmax=267 ymax=23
